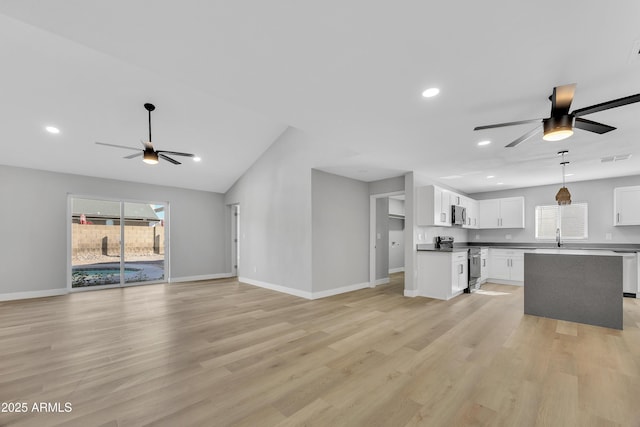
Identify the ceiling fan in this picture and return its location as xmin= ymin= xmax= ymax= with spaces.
xmin=474 ymin=84 xmax=640 ymax=148
xmin=96 ymin=103 xmax=195 ymax=165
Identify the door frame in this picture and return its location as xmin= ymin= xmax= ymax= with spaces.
xmin=229 ymin=203 xmax=240 ymax=277
xmin=369 ymin=191 xmax=404 ymax=287
xmin=67 ymin=194 xmax=170 ymax=292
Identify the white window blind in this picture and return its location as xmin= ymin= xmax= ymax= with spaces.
xmin=535 ymin=203 xmax=588 ymax=240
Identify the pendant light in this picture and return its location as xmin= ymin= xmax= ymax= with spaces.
xmin=555 ymin=150 xmax=571 ymax=205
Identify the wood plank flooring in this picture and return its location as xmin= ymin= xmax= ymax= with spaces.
xmin=1 ymin=274 xmax=639 ymax=426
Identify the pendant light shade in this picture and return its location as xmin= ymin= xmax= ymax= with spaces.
xmin=556 ymin=151 xmax=571 ymax=205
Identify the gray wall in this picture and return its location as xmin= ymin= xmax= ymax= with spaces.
xmin=389 ymin=217 xmax=405 ymax=271
xmin=311 ymin=170 xmax=370 ymax=291
xmin=375 ymin=197 xmax=390 ymax=280
xmin=470 ymin=174 xmax=640 ymax=244
xmin=369 ymin=175 xmax=405 ymax=195
xmin=225 ymin=127 xmax=314 ymax=293
xmin=0 ymin=165 xmax=227 ymax=295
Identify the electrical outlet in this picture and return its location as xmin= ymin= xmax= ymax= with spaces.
xmin=253 ymin=266 xmax=257 ymax=273
xmin=377 ymin=233 xmax=381 ymax=240
xmin=418 ymin=233 xmax=423 ymax=241
xmin=475 ymin=234 xmax=480 ymax=240
xmin=605 ymin=233 xmax=612 ymax=241
xmin=505 ymin=234 xmax=512 ymax=240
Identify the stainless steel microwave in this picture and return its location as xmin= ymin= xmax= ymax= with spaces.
xmin=451 ymin=205 xmax=466 ymax=226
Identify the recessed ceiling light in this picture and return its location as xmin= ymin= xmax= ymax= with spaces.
xmin=486 ymin=175 xmax=495 ymax=179
xmin=497 ymin=182 xmax=504 ymax=185
xmin=193 ymin=156 xmax=201 ymax=162
xmin=45 ymin=126 xmax=60 ymax=134
xmin=422 ymin=87 xmax=440 ymax=98
xmin=565 ymin=173 xmax=574 ymax=177
xmin=477 ymin=140 xmax=491 ymax=146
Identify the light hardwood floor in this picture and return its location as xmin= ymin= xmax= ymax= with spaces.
xmin=1 ymin=274 xmax=639 ymax=426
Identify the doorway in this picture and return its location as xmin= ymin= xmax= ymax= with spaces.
xmin=69 ymin=196 xmax=167 ymax=290
xmin=369 ymin=191 xmax=405 ymax=288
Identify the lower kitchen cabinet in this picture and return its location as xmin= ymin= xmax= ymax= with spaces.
xmin=488 ymin=249 xmax=524 ymax=284
xmin=417 ymin=251 xmax=468 ymax=300
xmin=479 ymin=248 xmax=488 ymax=284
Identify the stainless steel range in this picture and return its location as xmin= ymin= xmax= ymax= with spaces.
xmin=466 ymin=247 xmax=481 ymax=293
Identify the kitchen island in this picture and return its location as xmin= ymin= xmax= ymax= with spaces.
xmin=524 ymin=249 xmax=623 ymax=329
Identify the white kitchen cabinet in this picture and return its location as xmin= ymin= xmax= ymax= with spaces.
xmin=614 ymin=186 xmax=640 ymax=226
xmin=416 ymin=185 xmax=451 ymax=227
xmin=479 ymin=248 xmax=488 ymax=284
xmin=462 ymin=197 xmax=479 ymax=229
xmin=622 ymin=253 xmax=638 ymax=294
xmin=488 ymin=249 xmax=525 ymax=284
xmin=478 ymin=197 xmax=525 ymax=229
xmin=416 ymin=251 xmax=468 ymax=300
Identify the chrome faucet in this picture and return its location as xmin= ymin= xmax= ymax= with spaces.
xmin=556 ymin=228 xmax=562 ymax=247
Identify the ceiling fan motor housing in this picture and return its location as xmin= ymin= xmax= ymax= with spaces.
xmin=543 ymin=115 xmax=574 ymax=141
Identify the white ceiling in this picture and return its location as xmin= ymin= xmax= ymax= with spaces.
xmin=1 ymin=1 xmax=640 ymax=193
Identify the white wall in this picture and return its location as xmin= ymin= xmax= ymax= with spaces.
xmin=224 ymin=127 xmax=314 ymax=296
xmin=0 ymin=165 xmax=227 ymax=297
xmin=470 ymin=174 xmax=640 ymax=244
xmin=311 ymin=170 xmax=370 ymax=293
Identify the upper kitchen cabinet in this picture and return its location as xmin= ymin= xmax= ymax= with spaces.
xmin=478 ymin=197 xmax=525 ymax=229
xmin=417 ymin=185 xmax=451 ymax=227
xmin=461 ymin=196 xmax=479 ymax=229
xmin=614 ymin=186 xmax=640 ymax=226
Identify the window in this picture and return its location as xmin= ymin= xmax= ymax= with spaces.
xmin=535 ymin=203 xmax=588 ymax=240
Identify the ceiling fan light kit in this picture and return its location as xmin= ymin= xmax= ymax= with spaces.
xmin=95 ymin=103 xmax=196 ymax=165
xmin=542 ymin=115 xmax=574 ymax=141
xmin=474 ymin=84 xmax=640 ymax=147
xmin=143 ymin=149 xmax=159 ymax=164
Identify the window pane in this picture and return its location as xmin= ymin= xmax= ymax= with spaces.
xmin=535 ymin=205 xmax=558 ymax=239
xmin=560 ymin=203 xmax=588 ymax=239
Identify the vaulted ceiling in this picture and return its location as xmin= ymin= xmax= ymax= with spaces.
xmin=1 ymin=1 xmax=640 ymax=193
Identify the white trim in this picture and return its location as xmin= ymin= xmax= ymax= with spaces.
xmin=239 ymin=277 xmax=313 ymax=299
xmin=170 ymin=273 xmax=234 ymax=283
xmin=404 ymin=288 xmax=419 ymax=297
xmin=389 ymin=267 xmax=405 ymax=274
xmin=0 ymin=288 xmax=67 ymax=302
xmin=372 ymin=277 xmax=390 ymax=286
xmin=311 ymin=282 xmax=370 ymax=299
xmin=486 ymin=278 xmax=524 ymax=286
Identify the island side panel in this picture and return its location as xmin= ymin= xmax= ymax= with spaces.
xmin=524 ymin=253 xmax=623 ymax=330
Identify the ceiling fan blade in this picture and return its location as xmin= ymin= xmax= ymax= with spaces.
xmin=156 ymin=150 xmax=195 ymax=157
xmin=123 ymin=152 xmax=143 ymax=159
xmin=572 ymin=93 xmax=640 ymax=117
xmin=474 ymin=119 xmax=542 ymax=131
xmin=551 ymin=83 xmax=576 ymax=115
xmin=95 ymin=142 xmax=141 ymax=151
xmin=505 ymin=126 xmax=542 ymax=148
xmin=158 ymin=153 xmax=181 ymax=165
xmin=574 ymin=117 xmax=616 ymax=134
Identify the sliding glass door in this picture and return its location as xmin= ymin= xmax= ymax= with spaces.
xmin=71 ymin=197 xmax=166 ymax=289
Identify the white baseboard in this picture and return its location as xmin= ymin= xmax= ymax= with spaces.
xmin=389 ymin=267 xmax=405 ymax=274
xmin=404 ymin=289 xmax=419 ymax=297
xmin=0 ymin=288 xmax=68 ymax=302
xmin=486 ymin=279 xmax=524 ymax=286
xmin=372 ymin=278 xmax=390 ymax=287
xmin=311 ymin=282 xmax=370 ymax=299
xmin=239 ymin=277 xmax=313 ymax=299
xmin=170 ymin=273 xmax=233 ymax=283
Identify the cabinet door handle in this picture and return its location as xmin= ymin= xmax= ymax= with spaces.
xmin=482 ymin=259 xmax=486 ymax=267
xmin=617 ymin=213 xmax=620 ymax=224
xmin=441 ymin=212 xmax=445 ymax=223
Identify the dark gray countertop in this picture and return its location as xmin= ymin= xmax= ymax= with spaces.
xmin=417 ymin=242 xmax=640 ymax=253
